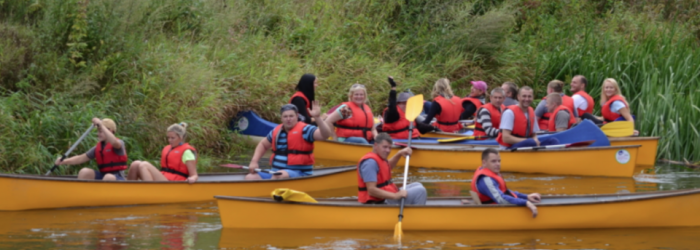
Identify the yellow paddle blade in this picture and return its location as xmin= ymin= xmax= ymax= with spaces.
xmin=437 ymin=136 xmax=475 ymax=143
xmin=405 ymin=94 xmax=424 ymax=122
xmin=601 ymin=121 xmax=634 ymax=137
xmin=393 ymin=221 xmax=403 ymax=241
xmin=271 ymin=188 xmax=318 ymax=203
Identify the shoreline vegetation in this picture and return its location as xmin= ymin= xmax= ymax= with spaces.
xmin=1 ymin=0 xmax=698 ymax=174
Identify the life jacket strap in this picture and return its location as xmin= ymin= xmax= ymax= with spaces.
xmin=272 ymin=149 xmax=313 ymax=155
xmin=382 ymin=126 xmax=409 ymax=134
xmin=436 ymin=120 xmax=459 ymax=125
xmin=97 ymin=162 xmax=127 ymax=170
xmin=161 ymin=167 xmax=189 ymax=178
xmin=358 ymin=180 xmax=393 ymax=191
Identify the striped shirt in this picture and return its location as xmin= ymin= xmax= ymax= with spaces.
xmin=266 ymin=124 xmax=318 ymax=173
xmin=476 ymin=108 xmax=501 ymax=138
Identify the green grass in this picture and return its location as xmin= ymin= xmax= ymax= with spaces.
xmin=0 ymin=0 xmax=698 ymax=174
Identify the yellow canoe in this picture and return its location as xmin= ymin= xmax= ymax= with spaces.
xmin=314 ymin=140 xmax=639 ymax=177
xmin=216 ymin=188 xmax=700 ymax=230
xmin=609 ymin=137 xmax=659 ymax=166
xmin=0 ymin=166 xmax=355 ymax=211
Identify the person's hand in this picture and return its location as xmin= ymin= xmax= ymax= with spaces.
xmin=248 ymin=162 xmax=259 ymax=174
xmin=400 ymin=147 xmax=413 ymax=157
xmin=432 ymin=126 xmax=442 ymax=132
xmin=187 ymin=175 xmax=198 ymax=184
xmin=526 ymin=201 xmax=538 ymax=218
xmin=633 ymin=129 xmax=639 ymax=136
xmin=527 ymin=193 xmax=542 ymax=203
xmin=388 ymin=76 xmax=396 ymax=88
xmin=54 ymin=157 xmax=64 ymax=166
xmin=308 ymin=100 xmax=322 ymax=118
xmin=92 ymin=117 xmax=102 ymax=127
xmin=394 ymin=189 xmax=408 ymax=200
xmin=533 ymin=137 xmax=541 ymax=147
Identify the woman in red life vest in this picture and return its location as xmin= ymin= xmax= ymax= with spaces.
xmin=460 ymin=81 xmax=487 ymax=119
xmin=419 ymin=78 xmax=464 ymax=133
xmin=54 ymin=118 xmax=128 ymax=181
xmin=536 ymin=80 xmax=577 ymax=131
xmin=127 ymin=123 xmax=199 ymax=183
xmin=325 ymin=83 xmax=377 ymax=144
xmin=289 ymin=74 xmax=321 ymax=125
xmin=380 ymin=76 xmax=435 ymax=139
xmin=544 ymin=93 xmax=576 ymax=132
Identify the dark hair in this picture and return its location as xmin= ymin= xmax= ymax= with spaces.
xmin=481 ymin=148 xmax=499 ymax=161
xmin=295 ymin=74 xmax=316 ymax=104
xmin=503 ymin=82 xmax=518 ymax=99
xmin=574 ymin=75 xmax=588 ymax=85
xmin=374 ymin=133 xmax=393 ymax=145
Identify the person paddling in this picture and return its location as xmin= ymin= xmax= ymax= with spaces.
xmin=497 ymin=86 xmax=560 ymax=149
xmin=536 ymin=80 xmax=578 ymax=131
xmin=54 ymin=118 xmax=127 ymax=181
xmin=460 ymin=81 xmax=488 ymax=119
xmin=471 ymin=148 xmax=540 ymax=217
xmin=289 ymin=74 xmax=319 ymax=125
xmin=381 ymin=76 xmax=435 ymax=139
xmin=545 ymin=93 xmax=576 ymax=132
xmin=501 ymin=82 xmax=519 ymax=106
xmin=357 ymin=133 xmax=426 ymax=205
xmin=420 ymin=78 xmax=464 ymax=133
xmin=246 ymin=103 xmax=332 ymax=180
xmin=473 ymin=87 xmax=506 ymax=140
xmin=325 ymin=83 xmax=377 ymax=144
xmin=127 ymin=123 xmax=198 ymax=183
xmin=570 ymin=75 xmax=595 ymax=119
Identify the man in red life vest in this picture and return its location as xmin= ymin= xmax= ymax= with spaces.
xmin=545 ymin=93 xmax=576 ymax=132
xmin=246 ymin=102 xmax=332 ymax=180
xmin=471 ymin=148 xmax=541 ymax=217
xmin=497 ymin=86 xmax=560 ymax=149
xmin=474 ymin=87 xmax=506 ymax=140
xmin=570 ymin=75 xmax=595 ymax=121
xmin=54 ymin=118 xmax=128 ymax=181
xmin=357 ymin=133 xmax=427 ymax=205
xmin=536 ymin=80 xmax=577 ymax=131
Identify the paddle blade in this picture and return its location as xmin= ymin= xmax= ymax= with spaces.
xmin=405 ymin=94 xmax=424 ymax=122
xmin=393 ymin=221 xmax=403 ymax=241
xmin=437 ymin=136 xmax=475 ymax=143
xmin=601 ymin=121 xmax=634 ymax=137
xmin=271 ymin=188 xmax=318 ymax=203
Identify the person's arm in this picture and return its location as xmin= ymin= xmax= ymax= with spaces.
xmin=422 ymin=101 xmax=441 ymax=125
xmin=182 ymin=150 xmax=198 ymax=184
xmin=367 ymin=182 xmax=407 ymax=200
xmin=309 ymin=100 xmax=332 ymax=140
xmin=476 ymin=109 xmax=499 ymax=137
xmin=388 ymin=147 xmax=412 ymax=167
xmin=460 ymin=101 xmax=477 ymax=119
xmin=291 ymin=97 xmax=313 ymax=124
xmin=618 ymin=106 xmax=635 ymax=125
xmin=324 ymin=108 xmax=342 ymax=140
xmin=248 ymin=135 xmax=272 ymax=173
xmin=92 ymin=118 xmax=121 ymax=149
xmin=476 ymin=176 xmax=528 ymax=206
xmin=384 ymin=90 xmax=400 ymax=123
xmin=415 ymin=121 xmax=436 ymax=134
xmin=55 ymin=154 xmax=90 ymax=166
xmin=554 ymin=110 xmax=570 ymax=132
xmin=534 ymin=101 xmax=547 ymax=119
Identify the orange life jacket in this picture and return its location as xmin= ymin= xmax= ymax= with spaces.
xmin=334 ymin=102 xmax=374 ymax=141
xmin=357 ymin=152 xmax=399 ymax=203
xmin=160 ymin=143 xmax=196 ymax=181
xmin=289 ymin=91 xmax=310 ymax=109
xmin=434 ymin=95 xmax=464 ymax=133
xmin=538 ymin=95 xmax=575 ymax=131
xmin=573 ymin=90 xmax=594 ymax=115
xmin=461 ymin=97 xmax=484 ymax=118
xmin=471 ymin=166 xmax=517 ymax=204
xmin=382 ymin=107 xmax=420 ymax=139
xmin=601 ymin=95 xmax=629 ymax=122
xmin=94 ymin=139 xmax=128 ymax=173
xmin=496 ymin=105 xmax=535 ymax=148
xmin=270 ymin=122 xmax=315 ymax=166
xmin=474 ymin=103 xmax=505 ymax=139
xmin=547 ymin=105 xmax=576 ymax=132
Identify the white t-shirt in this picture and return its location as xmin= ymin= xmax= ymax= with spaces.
xmin=610 ymin=100 xmax=626 ymax=114
xmin=500 ymin=109 xmax=540 ymax=132
xmin=572 ymin=94 xmax=587 ymax=112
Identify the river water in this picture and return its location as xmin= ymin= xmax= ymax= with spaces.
xmin=1 ymin=162 xmax=699 ymax=249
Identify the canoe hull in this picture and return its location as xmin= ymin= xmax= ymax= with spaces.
xmin=610 ymin=137 xmax=659 ymax=166
xmin=217 ymin=189 xmax=700 ymax=230
xmin=0 ymin=166 xmax=355 ymax=211
xmin=315 ymin=141 xmax=639 ymax=177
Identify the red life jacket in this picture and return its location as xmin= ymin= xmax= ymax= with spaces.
xmin=159 ymin=143 xmax=196 ymax=181
xmin=474 ymin=103 xmax=505 ymax=139
xmin=334 ymin=102 xmax=374 ymax=141
xmin=357 ymin=152 xmax=399 ymax=203
xmin=601 ymin=95 xmax=629 ymax=122
xmin=270 ymin=122 xmax=315 ymax=166
xmin=547 ymin=105 xmax=576 ymax=132
xmin=471 ymin=166 xmax=517 ymax=204
xmin=289 ymin=91 xmax=310 ymax=109
xmin=573 ymin=90 xmax=594 ymax=115
xmin=94 ymin=139 xmax=128 ymax=173
xmin=461 ymin=97 xmax=484 ymax=118
xmin=497 ymin=105 xmax=535 ymax=148
xmin=434 ymin=95 xmax=464 ymax=133
xmin=538 ymin=95 xmax=575 ymax=131
xmin=382 ymin=107 xmax=420 ymax=139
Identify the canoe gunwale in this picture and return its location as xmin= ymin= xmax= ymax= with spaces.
xmin=0 ymin=165 xmax=356 ymax=184
xmin=608 ymin=136 xmax=661 ymax=142
xmin=215 ymin=188 xmax=700 ymax=208
xmin=322 ymin=140 xmax=641 ymax=152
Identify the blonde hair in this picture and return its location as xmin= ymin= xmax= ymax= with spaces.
xmin=599 ymin=78 xmax=626 ymax=105
xmin=347 ymin=84 xmax=369 ymax=104
xmin=167 ymin=122 xmax=188 ymax=140
xmin=431 ymin=78 xmax=455 ymax=102
xmin=101 ymin=118 xmax=117 ymax=133
xmin=547 ymin=80 xmax=565 ymax=93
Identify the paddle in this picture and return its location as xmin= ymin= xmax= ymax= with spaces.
xmin=394 ymin=94 xmax=423 ymax=241
xmin=600 ymin=121 xmax=634 ymax=137
xmin=510 ymin=140 xmax=595 ymax=151
xmin=271 ymin=188 xmax=318 ymax=203
xmin=45 ymin=124 xmax=95 ymax=176
xmin=436 ymin=136 xmax=490 ymax=143
xmin=219 ymin=164 xmax=283 ymax=175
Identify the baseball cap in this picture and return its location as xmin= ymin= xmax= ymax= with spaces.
xmin=470 ymin=81 xmax=488 ymax=92
xmin=397 ymin=91 xmax=414 ymax=103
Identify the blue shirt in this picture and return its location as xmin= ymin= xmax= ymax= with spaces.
xmin=266 ymin=124 xmax=317 ymax=173
xmin=475 ymin=176 xmax=529 ymax=206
